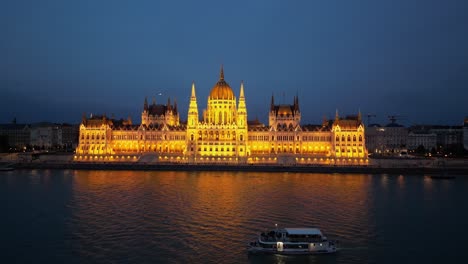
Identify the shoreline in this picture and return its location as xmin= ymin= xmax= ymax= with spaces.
xmin=6 ymin=162 xmax=468 ymax=175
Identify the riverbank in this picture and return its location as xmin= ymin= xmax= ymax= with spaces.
xmin=4 ymin=161 xmax=467 ymax=175
xmin=2 ymin=153 xmax=468 ymax=175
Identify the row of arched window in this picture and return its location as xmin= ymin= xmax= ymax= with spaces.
xmin=336 ymin=135 xmax=363 ymax=142
xmin=81 ymin=134 xmax=105 ymax=140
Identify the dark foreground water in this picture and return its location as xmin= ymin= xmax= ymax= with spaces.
xmin=1 ymin=170 xmax=467 ymax=263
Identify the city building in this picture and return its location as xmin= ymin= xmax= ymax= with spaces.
xmin=30 ymin=122 xmax=62 ymax=149
xmin=61 ymin=124 xmax=80 ymax=149
xmin=365 ymin=123 xmax=408 ymax=154
xmin=0 ymin=122 xmax=80 ymax=152
xmin=75 ymin=67 xmax=368 ymax=165
xmin=0 ymin=123 xmax=31 ymax=150
xmin=464 ymin=118 xmax=468 ymax=151
xmin=429 ymin=125 xmax=463 ymax=149
xmin=407 ymin=131 xmax=437 ymax=151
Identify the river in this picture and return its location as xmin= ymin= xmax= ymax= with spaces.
xmin=1 ymin=170 xmax=467 ymax=263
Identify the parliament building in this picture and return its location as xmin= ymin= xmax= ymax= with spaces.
xmin=75 ymin=67 xmax=368 ymax=165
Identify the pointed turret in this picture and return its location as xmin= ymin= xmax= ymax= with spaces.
xmin=294 ymin=95 xmax=300 ymax=112
xmin=358 ymin=109 xmax=362 ymax=122
xmin=167 ymin=97 xmax=171 ymax=110
xmin=187 ymin=81 xmax=199 ymax=128
xmin=270 ymin=94 xmax=275 ymax=111
xmin=144 ymin=97 xmax=148 ymax=110
xmin=237 ymin=80 xmax=247 ymax=128
xmin=335 ymin=109 xmax=339 ymax=121
xmin=238 ymin=81 xmax=246 ymax=110
xmin=240 ymin=80 xmax=245 ymax=98
xmin=191 ymin=81 xmax=196 ymax=98
xmin=173 ymin=98 xmax=178 ymax=113
xmin=220 ymin=64 xmax=224 ymax=80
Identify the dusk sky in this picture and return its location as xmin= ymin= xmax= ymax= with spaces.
xmin=2 ymin=0 xmax=468 ymax=126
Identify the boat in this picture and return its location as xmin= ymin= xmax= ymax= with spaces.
xmin=248 ymin=227 xmax=338 ymax=255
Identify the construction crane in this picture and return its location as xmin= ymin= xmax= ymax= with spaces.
xmin=388 ymin=115 xmax=405 ymax=125
xmin=366 ymin=114 xmax=376 ymax=126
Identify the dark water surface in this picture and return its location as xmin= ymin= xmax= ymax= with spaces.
xmin=1 ymin=170 xmax=467 ymax=263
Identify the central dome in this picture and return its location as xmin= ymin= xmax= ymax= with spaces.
xmin=209 ymin=66 xmax=235 ymax=100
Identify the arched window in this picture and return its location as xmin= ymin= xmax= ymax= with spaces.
xmin=353 ymin=135 xmax=356 ymax=142
xmin=336 ymin=136 xmax=339 ymax=142
xmin=190 ymin=134 xmax=194 ymax=141
xmin=91 ymin=134 xmax=94 ymax=140
xmin=240 ymin=134 xmax=244 ymax=141
xmin=359 ymin=135 xmax=363 ymax=142
xmin=342 ymin=135 xmax=345 ymax=141
xmin=347 ymin=135 xmax=351 ymax=141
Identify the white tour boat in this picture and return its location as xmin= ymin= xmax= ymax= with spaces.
xmin=248 ymin=227 xmax=338 ymax=255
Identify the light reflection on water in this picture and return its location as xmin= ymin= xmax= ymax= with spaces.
xmin=1 ymin=170 xmax=467 ymax=263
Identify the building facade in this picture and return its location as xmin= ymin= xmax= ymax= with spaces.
xmin=75 ymin=67 xmax=368 ymax=165
xmin=464 ymin=118 xmax=468 ymax=151
xmin=0 ymin=123 xmax=30 ymax=150
xmin=365 ymin=123 xmax=408 ymax=154
xmin=407 ymin=132 xmax=437 ymax=151
xmin=30 ymin=122 xmax=62 ymax=149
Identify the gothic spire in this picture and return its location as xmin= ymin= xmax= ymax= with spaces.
xmin=293 ymin=95 xmax=299 ymax=112
xmin=240 ymin=80 xmax=245 ymax=98
xmin=220 ymin=64 xmax=224 ymax=80
xmin=144 ymin=97 xmax=148 ymax=110
xmin=191 ymin=81 xmax=196 ymax=98
xmin=270 ymin=93 xmax=275 ymax=111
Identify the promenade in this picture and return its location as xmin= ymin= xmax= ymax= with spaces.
xmin=1 ymin=153 xmax=467 ymax=175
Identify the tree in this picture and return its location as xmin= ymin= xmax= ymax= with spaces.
xmin=415 ymin=145 xmax=426 ymax=154
xmin=0 ymin=135 xmax=8 ymax=152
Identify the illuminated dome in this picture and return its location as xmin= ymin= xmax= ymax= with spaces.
xmin=209 ymin=66 xmax=235 ymax=100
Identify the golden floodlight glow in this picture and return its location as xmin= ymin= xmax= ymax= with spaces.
xmin=75 ymin=67 xmax=367 ymax=165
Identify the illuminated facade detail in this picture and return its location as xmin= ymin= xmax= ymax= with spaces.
xmin=142 ymin=97 xmax=179 ymax=126
xmin=186 ymin=66 xmax=248 ymax=162
xmin=331 ymin=110 xmax=367 ymax=160
xmin=75 ymin=67 xmax=367 ymax=165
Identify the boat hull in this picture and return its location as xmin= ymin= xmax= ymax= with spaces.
xmin=248 ymin=246 xmax=337 ymax=255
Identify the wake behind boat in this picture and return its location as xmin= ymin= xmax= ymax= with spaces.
xmin=248 ymin=227 xmax=338 ymax=255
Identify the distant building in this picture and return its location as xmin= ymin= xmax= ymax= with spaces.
xmin=0 ymin=123 xmax=31 ymax=149
xmin=407 ymin=132 xmax=437 ymax=151
xmin=61 ymin=124 xmax=80 ymax=149
xmin=365 ymin=123 xmax=408 ymax=154
xmin=429 ymin=125 xmax=463 ymax=149
xmin=464 ymin=118 xmax=468 ymax=151
xmin=30 ymin=122 xmax=62 ymax=149
xmin=75 ymin=67 xmax=368 ymax=165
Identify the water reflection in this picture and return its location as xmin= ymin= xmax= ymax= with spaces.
xmin=66 ymin=171 xmax=376 ymax=263
xmin=2 ymin=171 xmax=468 ymax=263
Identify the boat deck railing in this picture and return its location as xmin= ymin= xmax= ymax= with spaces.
xmin=260 ymin=235 xmax=325 ymax=243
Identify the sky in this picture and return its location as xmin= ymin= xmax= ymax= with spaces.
xmin=2 ymin=0 xmax=468 ymax=126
